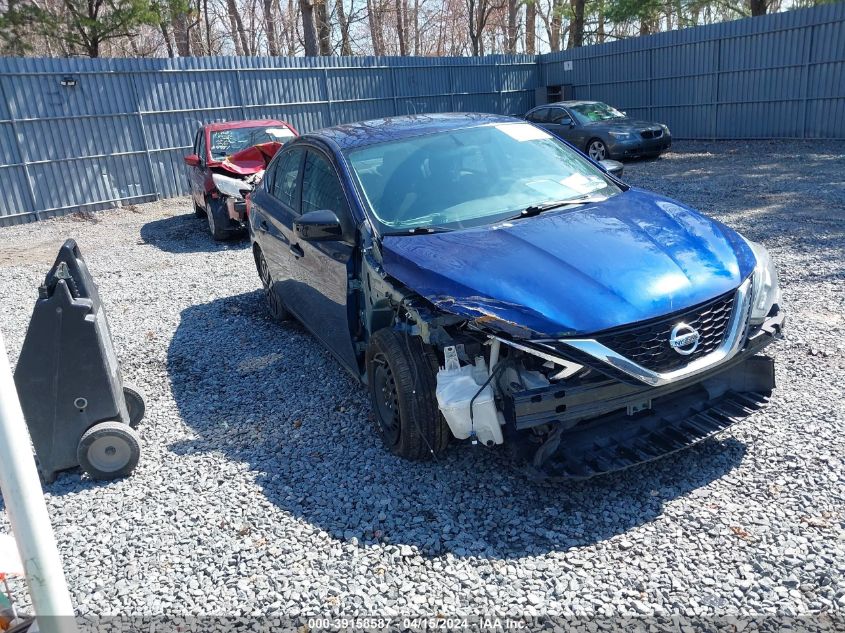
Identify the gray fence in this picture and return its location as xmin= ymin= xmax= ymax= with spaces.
xmin=0 ymin=2 xmax=843 ymax=226
xmin=0 ymin=55 xmax=537 ymax=225
xmin=541 ymin=1 xmax=845 ymax=140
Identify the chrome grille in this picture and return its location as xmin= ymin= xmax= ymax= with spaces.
xmin=640 ymin=129 xmax=664 ymax=139
xmin=590 ymin=289 xmax=737 ymax=373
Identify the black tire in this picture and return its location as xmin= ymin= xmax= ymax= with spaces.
xmin=366 ymin=328 xmax=450 ymax=460
xmin=206 ymin=196 xmax=230 ymax=241
xmin=254 ymin=246 xmax=289 ymax=321
xmin=193 ymin=199 xmax=207 ymax=218
xmin=122 ymin=383 xmax=146 ymax=429
xmin=586 ymin=138 xmax=609 ymax=161
xmin=77 ymin=421 xmax=141 ymax=481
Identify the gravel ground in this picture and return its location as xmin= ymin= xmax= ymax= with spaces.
xmin=0 ymin=140 xmax=844 ymax=623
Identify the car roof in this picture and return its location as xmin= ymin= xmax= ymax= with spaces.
xmin=307 ymin=112 xmax=519 ymax=151
xmin=204 ymin=119 xmax=292 ymax=132
xmin=532 ymin=101 xmax=600 ymax=110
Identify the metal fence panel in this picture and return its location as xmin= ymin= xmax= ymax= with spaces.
xmin=0 ymin=3 xmax=842 ymax=226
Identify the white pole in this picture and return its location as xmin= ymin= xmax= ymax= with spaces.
xmin=0 ymin=330 xmax=77 ymax=633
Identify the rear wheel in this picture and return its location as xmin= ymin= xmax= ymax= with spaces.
xmin=254 ymin=246 xmax=289 ymax=321
xmin=206 ymin=196 xmax=230 ymax=241
xmin=122 ymin=383 xmax=146 ymax=429
xmin=366 ymin=329 xmax=450 ymax=460
xmin=587 ymin=138 xmax=609 ymax=161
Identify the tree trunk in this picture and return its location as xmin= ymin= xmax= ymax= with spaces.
xmin=315 ymin=0 xmax=331 ymax=54
xmin=335 ymin=0 xmax=352 ymax=54
xmin=395 ymin=0 xmax=407 ymax=55
xmin=549 ymin=0 xmax=561 ymax=52
xmin=227 ymin=0 xmax=251 ymax=55
xmin=506 ymin=0 xmax=517 ymax=53
xmin=525 ymin=0 xmax=535 ymax=54
xmin=597 ymin=0 xmax=604 ymax=43
xmin=264 ymin=0 xmax=279 ymax=54
xmin=366 ymin=0 xmax=385 ymax=55
xmin=171 ymin=11 xmax=191 ymax=56
xmin=749 ymin=0 xmax=767 ymax=16
xmin=413 ymin=0 xmax=419 ymax=54
xmin=299 ymin=0 xmax=319 ymax=55
xmin=159 ymin=21 xmax=175 ymax=57
xmin=567 ymin=0 xmax=584 ymax=48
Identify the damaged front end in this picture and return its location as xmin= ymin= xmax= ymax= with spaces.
xmin=367 ymin=245 xmax=783 ymax=479
xmin=213 ymin=142 xmax=282 ymax=225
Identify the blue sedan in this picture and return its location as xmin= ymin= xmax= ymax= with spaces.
xmin=248 ymin=113 xmax=783 ymax=479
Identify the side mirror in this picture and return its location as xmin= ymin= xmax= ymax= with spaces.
xmin=599 ymin=159 xmax=624 ymax=179
xmin=294 ymin=209 xmax=342 ymax=241
xmin=184 ymin=153 xmax=201 ymax=167
xmin=561 ymin=117 xmax=574 ymax=127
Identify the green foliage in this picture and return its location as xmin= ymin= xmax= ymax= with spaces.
xmin=0 ymin=0 xmax=51 ymax=55
xmin=59 ymin=0 xmax=162 ymax=56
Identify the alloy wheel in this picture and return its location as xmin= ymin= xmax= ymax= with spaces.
xmin=588 ymin=140 xmax=607 ymax=161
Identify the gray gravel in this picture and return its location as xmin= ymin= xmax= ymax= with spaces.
xmin=0 ymin=140 xmax=843 ymax=621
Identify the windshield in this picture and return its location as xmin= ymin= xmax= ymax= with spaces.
xmin=345 ymin=122 xmax=622 ymax=234
xmin=209 ymin=126 xmax=296 ymax=159
xmin=570 ymin=103 xmax=626 ymax=124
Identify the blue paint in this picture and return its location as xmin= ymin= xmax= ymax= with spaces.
xmin=381 ymin=188 xmax=756 ymax=337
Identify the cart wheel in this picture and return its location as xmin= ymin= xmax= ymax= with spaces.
xmin=122 ymin=383 xmax=146 ymax=429
xmin=77 ymin=421 xmax=141 ymax=481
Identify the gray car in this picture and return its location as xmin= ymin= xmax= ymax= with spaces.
xmin=525 ymin=101 xmax=672 ymax=161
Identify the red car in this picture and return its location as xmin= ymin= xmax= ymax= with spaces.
xmin=184 ymin=119 xmax=298 ymax=240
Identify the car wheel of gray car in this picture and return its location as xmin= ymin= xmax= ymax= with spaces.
xmin=206 ymin=196 xmax=230 ymax=241
xmin=366 ymin=329 xmax=450 ymax=461
xmin=254 ymin=246 xmax=289 ymax=321
xmin=587 ymin=139 xmax=609 ymax=161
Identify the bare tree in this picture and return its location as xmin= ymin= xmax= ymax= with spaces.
xmin=525 ymin=0 xmax=535 ymax=53
xmin=567 ymin=0 xmax=584 ymax=47
xmin=300 ymin=0 xmax=319 ymax=54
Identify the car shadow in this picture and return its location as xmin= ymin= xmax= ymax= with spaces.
xmin=166 ymin=290 xmax=747 ymax=560
xmin=139 ymin=213 xmax=248 ymax=254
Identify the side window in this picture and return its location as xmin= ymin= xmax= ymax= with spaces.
xmin=527 ymin=108 xmax=550 ymax=123
xmin=197 ymin=131 xmax=207 ymax=163
xmin=550 ymin=108 xmax=572 ymax=124
xmin=271 ymin=147 xmax=304 ymax=210
xmin=301 ymin=151 xmax=353 ymax=236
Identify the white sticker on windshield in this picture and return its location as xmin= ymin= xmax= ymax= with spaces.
xmin=495 ymin=123 xmax=552 ymax=142
xmin=266 ymin=127 xmax=296 ymax=139
xmin=560 ymin=173 xmax=605 ymax=194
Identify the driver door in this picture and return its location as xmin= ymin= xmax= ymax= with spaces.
xmin=293 ymin=148 xmax=359 ymax=374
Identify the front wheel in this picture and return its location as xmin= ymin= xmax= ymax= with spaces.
xmin=206 ymin=196 xmax=230 ymax=241
xmin=77 ymin=421 xmax=142 ymax=480
xmin=366 ymin=329 xmax=450 ymax=460
xmin=587 ymin=138 xmax=609 ymax=161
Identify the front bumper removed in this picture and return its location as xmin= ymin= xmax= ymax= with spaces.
xmin=508 ymin=311 xmax=783 ymax=480
xmin=520 ymin=356 xmax=773 ymax=480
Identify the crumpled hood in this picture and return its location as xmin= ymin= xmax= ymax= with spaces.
xmin=380 ymin=189 xmax=756 ymax=338
xmin=215 ymin=142 xmax=284 ymax=176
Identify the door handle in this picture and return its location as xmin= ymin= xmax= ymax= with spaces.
xmin=289 ymin=243 xmax=304 ymax=258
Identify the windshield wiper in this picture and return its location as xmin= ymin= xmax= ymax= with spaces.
xmin=507 ymin=194 xmax=608 ymax=221
xmin=384 ymin=226 xmax=452 ymax=236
